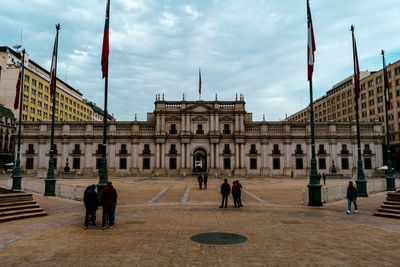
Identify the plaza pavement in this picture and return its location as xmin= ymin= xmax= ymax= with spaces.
xmin=0 ymin=176 xmax=399 ymax=266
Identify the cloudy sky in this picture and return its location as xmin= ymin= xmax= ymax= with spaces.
xmin=1 ymin=0 xmax=399 ymax=121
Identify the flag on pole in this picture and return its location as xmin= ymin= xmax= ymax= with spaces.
xmin=307 ymin=0 xmax=316 ymax=81
xmin=383 ymin=52 xmax=391 ymax=109
xmin=198 ymin=68 xmax=201 ymax=97
xmin=14 ymin=68 xmax=22 ymax=110
xmin=352 ymin=28 xmax=361 ymax=99
xmin=49 ymin=34 xmax=57 ymax=97
xmin=101 ymin=0 xmax=110 ymax=79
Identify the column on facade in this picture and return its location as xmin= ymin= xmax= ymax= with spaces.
xmin=240 ymin=143 xmax=245 ymax=169
xmin=156 ymin=143 xmax=160 ymax=168
xmin=84 ymin=142 xmax=92 ymax=170
xmin=61 ymin=142 xmax=68 ymax=170
xmin=240 ymin=113 xmax=244 ymax=133
xmin=235 ymin=143 xmax=239 ymax=169
xmin=156 ymin=113 xmax=160 ymax=134
xmin=181 ymin=143 xmax=185 ymax=169
xmin=235 ymin=113 xmax=239 ymax=133
xmin=181 ymin=113 xmax=185 ymax=133
xmin=161 ymin=143 xmax=165 ymax=168
xmin=186 ymin=114 xmax=190 ymax=132
xmin=215 ymin=113 xmax=219 ymax=133
xmin=215 ymin=143 xmax=220 ymax=168
xmin=210 ymin=142 xmax=214 ymax=169
xmin=210 ymin=114 xmax=214 ymax=133
xmin=262 ymin=143 xmax=267 ymax=168
xmin=186 ymin=143 xmax=190 ymax=169
xmin=132 ymin=143 xmax=137 ymax=168
xmin=161 ymin=113 xmax=165 ymax=135
xmin=109 ymin=142 xmax=116 ymax=169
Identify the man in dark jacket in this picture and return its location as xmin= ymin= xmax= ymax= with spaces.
xmin=220 ymin=179 xmax=231 ymax=208
xmin=197 ymin=175 xmax=203 ymax=189
xmin=101 ymin=181 xmax=118 ymax=229
xmin=346 ymin=181 xmax=358 ymax=214
xmin=83 ymin=184 xmax=98 ymax=229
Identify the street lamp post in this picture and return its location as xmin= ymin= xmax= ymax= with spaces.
xmin=12 ymin=49 xmax=25 ymax=190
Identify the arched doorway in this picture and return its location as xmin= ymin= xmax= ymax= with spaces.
xmin=193 ymin=148 xmax=207 ymax=172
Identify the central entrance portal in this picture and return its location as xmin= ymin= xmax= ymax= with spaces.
xmin=193 ymin=148 xmax=207 ymax=172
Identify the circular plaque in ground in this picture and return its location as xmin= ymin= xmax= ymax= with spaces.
xmin=190 ymin=232 xmax=248 ymax=245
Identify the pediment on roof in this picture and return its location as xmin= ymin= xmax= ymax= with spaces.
xmin=191 ymin=115 xmax=208 ymax=122
xmin=182 ymin=103 xmax=217 ymax=113
xmin=219 ymin=115 xmax=234 ymax=121
xmin=166 ymin=115 xmax=181 ymax=122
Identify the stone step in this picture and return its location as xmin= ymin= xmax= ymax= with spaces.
xmin=0 ymin=193 xmax=33 ymax=204
xmin=0 ymin=204 xmax=40 ymax=212
xmin=0 ymin=200 xmax=36 ymax=208
xmin=0 ymin=211 xmax=47 ymax=223
xmin=381 ymin=204 xmax=400 ymax=210
xmin=0 ymin=207 xmax=44 ymax=217
xmin=377 ymin=208 xmax=400 ymax=214
xmin=375 ymin=211 xmax=400 ymax=219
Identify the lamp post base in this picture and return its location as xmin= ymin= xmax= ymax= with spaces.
xmin=356 ymin=179 xmax=368 ymax=197
xmin=44 ymin=179 xmax=56 ymax=196
xmin=12 ymin=176 xmax=22 ymax=191
xmin=307 ymin=183 xmax=322 ymax=206
xmin=386 ymin=177 xmax=396 ymax=191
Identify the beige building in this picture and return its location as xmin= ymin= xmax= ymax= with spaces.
xmin=0 ymin=105 xmax=16 ymax=170
xmin=288 ymin=59 xmax=400 ymax=168
xmin=0 ymin=46 xmax=109 ymax=122
xmin=17 ymin=97 xmax=383 ymax=178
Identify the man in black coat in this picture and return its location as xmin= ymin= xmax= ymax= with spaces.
xmin=83 ymin=184 xmax=98 ymax=229
xmin=346 ymin=181 xmax=358 ymax=214
xmin=220 ymin=179 xmax=231 ymax=208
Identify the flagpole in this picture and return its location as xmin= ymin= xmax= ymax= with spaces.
xmin=12 ymin=49 xmax=25 ymax=190
xmin=351 ymin=25 xmax=367 ymax=197
xmin=382 ymin=50 xmax=395 ymax=191
xmin=98 ymin=0 xmax=110 ymax=194
xmin=45 ymin=24 xmax=60 ymax=196
xmin=306 ymin=0 xmax=321 ymax=206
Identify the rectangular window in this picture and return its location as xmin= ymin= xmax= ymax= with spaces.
xmin=26 ymin=158 xmax=34 ymax=169
xmin=169 ymin=124 xmax=177 ymax=134
xmin=169 ymin=158 xmax=177 ymax=169
xmin=143 ymin=144 xmax=150 ymax=154
xmin=119 ymin=158 xmax=127 ymax=169
xmin=364 ymin=158 xmax=372 ymax=169
xmin=73 ymin=158 xmax=80 ymax=169
xmin=196 ymin=124 xmax=204 ymax=134
xmin=250 ymin=158 xmax=257 ymax=169
xmin=143 ymin=158 xmax=150 ymax=169
xmin=273 ymin=158 xmax=280 ymax=169
xmin=250 ymin=144 xmax=257 ymax=154
xmin=223 ymin=124 xmax=231 ymax=134
xmin=223 ymin=158 xmax=231 ymax=169
xmin=273 ymin=144 xmax=280 ymax=154
xmin=318 ymin=158 xmax=326 ymax=169
xmin=296 ymin=158 xmax=303 ymax=169
xmin=223 ymin=144 xmax=230 ymax=154
xmin=120 ymin=144 xmax=127 ymax=154
xmin=341 ymin=158 xmax=349 ymax=169
xmin=170 ymin=144 xmax=177 ymax=154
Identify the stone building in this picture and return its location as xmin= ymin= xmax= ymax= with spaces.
xmin=18 ymin=97 xmax=384 ymax=178
xmin=0 ymin=105 xmax=16 ymax=170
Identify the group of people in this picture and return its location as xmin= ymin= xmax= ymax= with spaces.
xmin=220 ymin=179 xmax=243 ymax=208
xmin=197 ymin=174 xmax=208 ymax=189
xmin=317 ymin=173 xmax=327 ymax=185
xmin=83 ymin=180 xmax=117 ymax=230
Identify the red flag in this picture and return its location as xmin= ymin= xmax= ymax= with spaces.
xmin=307 ymin=0 xmax=316 ymax=81
xmin=351 ymin=27 xmax=360 ymax=98
xmin=14 ymin=68 xmax=22 ymax=110
xmin=49 ymin=34 xmax=57 ymax=96
xmin=383 ymin=52 xmax=391 ymax=109
xmin=101 ymin=0 xmax=110 ymax=79
xmin=199 ymin=68 xmax=201 ymax=96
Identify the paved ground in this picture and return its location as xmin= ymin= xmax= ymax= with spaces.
xmin=0 ymin=176 xmax=399 ymax=266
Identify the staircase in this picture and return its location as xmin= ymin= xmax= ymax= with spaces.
xmin=0 ymin=192 xmax=47 ymax=223
xmin=375 ymin=191 xmax=400 ymax=219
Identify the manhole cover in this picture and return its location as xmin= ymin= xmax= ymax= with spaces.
xmin=190 ymin=232 xmax=248 ymax=245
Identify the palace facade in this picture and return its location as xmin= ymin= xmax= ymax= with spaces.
xmin=18 ymin=97 xmax=384 ymax=178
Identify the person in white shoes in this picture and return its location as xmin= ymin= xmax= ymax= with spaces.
xmin=346 ymin=181 xmax=358 ymax=214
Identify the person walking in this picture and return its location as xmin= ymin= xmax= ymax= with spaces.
xmin=203 ymin=174 xmax=208 ymax=189
xmin=220 ymin=179 xmax=231 ymax=208
xmin=346 ymin=181 xmax=358 ymax=214
xmin=101 ymin=181 xmax=118 ymax=229
xmin=318 ymin=172 xmax=321 ymax=183
xmin=236 ymin=180 xmax=243 ymax=207
xmin=197 ymin=174 xmax=203 ymax=189
xmin=83 ymin=184 xmax=98 ymax=229
xmin=322 ymin=173 xmax=326 ymax=185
